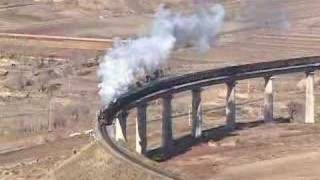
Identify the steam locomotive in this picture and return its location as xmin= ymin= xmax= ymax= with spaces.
xmin=98 ymin=68 xmax=165 ymax=126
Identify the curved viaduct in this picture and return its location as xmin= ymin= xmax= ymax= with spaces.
xmin=98 ymin=56 xmax=320 ymax=179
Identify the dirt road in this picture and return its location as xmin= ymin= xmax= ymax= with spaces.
xmin=214 ymin=151 xmax=320 ymax=180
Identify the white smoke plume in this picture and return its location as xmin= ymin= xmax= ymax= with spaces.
xmin=98 ymin=4 xmax=225 ymax=106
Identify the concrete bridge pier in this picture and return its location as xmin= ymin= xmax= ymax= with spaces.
xmin=264 ymin=76 xmax=274 ymax=123
xmin=192 ymin=88 xmax=203 ymax=138
xmin=162 ymin=95 xmax=174 ymax=156
xmin=226 ymin=81 xmax=236 ymax=130
xmin=305 ymin=71 xmax=315 ymax=124
xmin=136 ymin=103 xmax=147 ymax=155
xmin=115 ymin=111 xmax=128 ymax=142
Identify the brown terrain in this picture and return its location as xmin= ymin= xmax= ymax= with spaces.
xmin=1 ymin=0 xmax=320 ymax=180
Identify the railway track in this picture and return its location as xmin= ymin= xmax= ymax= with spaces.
xmin=0 ymin=33 xmax=114 ymax=50
xmin=0 ymin=3 xmax=34 ymax=10
xmin=98 ymin=56 xmax=320 ymax=180
xmin=98 ymin=127 xmax=180 ymax=180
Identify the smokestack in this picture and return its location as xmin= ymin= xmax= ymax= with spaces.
xmin=98 ymin=4 xmax=225 ymax=106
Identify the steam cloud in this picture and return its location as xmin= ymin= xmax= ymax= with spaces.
xmin=98 ymin=4 xmax=225 ymax=106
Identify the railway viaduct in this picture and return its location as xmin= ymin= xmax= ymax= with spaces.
xmin=8 ymin=33 xmax=318 ymax=178
xmin=98 ymin=56 xmax=320 ymax=179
